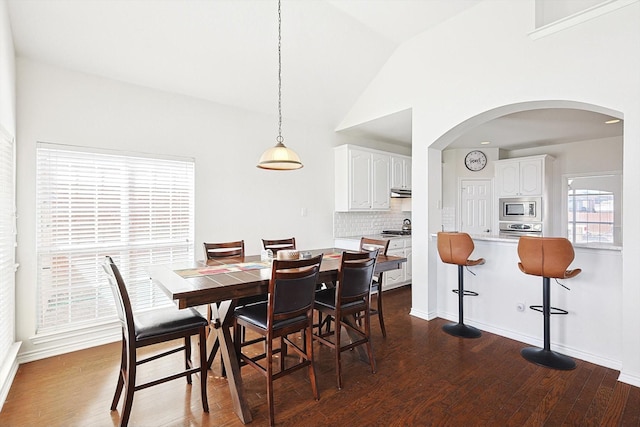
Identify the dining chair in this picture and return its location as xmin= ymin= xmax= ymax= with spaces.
xmin=202 ymin=240 xmax=264 ymax=370
xmin=102 ymin=256 xmax=209 ymax=427
xmin=261 ymin=237 xmax=296 ymax=254
xmin=233 ymin=255 xmax=323 ymax=427
xmin=203 ymin=240 xmax=245 ymax=260
xmin=360 ymin=237 xmax=391 ymax=337
xmin=313 ymin=250 xmax=378 ymax=389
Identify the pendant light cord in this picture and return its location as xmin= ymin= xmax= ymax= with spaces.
xmin=277 ymin=0 xmax=283 ymax=144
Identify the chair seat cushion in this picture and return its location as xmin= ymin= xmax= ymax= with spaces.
xmin=315 ymin=288 xmax=366 ymax=311
xmin=134 ymin=307 xmax=208 ymax=340
xmin=235 ymin=302 xmax=308 ymax=331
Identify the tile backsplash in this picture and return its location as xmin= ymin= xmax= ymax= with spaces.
xmin=334 ymin=199 xmax=411 ymax=237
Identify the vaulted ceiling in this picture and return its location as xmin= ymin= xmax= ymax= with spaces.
xmin=6 ymin=0 xmax=622 ymax=148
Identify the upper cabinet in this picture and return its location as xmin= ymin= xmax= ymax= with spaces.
xmin=494 ymin=155 xmax=553 ymax=197
xmin=391 ymin=155 xmax=411 ymax=190
xmin=335 ymin=145 xmax=392 ymax=211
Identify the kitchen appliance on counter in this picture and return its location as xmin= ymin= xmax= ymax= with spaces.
xmin=499 ymin=197 xmax=541 ymax=222
xmin=499 ymin=222 xmax=542 ymax=237
xmin=402 ymin=219 xmax=411 ymax=231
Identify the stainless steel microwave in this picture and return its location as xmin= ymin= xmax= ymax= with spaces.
xmin=499 ymin=197 xmax=541 ymax=222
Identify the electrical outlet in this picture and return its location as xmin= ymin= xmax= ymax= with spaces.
xmin=517 ymin=302 xmax=525 ymax=312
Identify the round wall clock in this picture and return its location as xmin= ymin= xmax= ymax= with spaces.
xmin=464 ymin=150 xmax=487 ymax=171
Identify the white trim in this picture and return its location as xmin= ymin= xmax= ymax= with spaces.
xmin=30 ymin=318 xmax=120 ymax=345
xmin=618 ymin=372 xmax=640 ymax=388
xmin=436 ymin=311 xmax=622 ymax=371
xmin=21 ymin=323 xmax=121 ymax=364
xmin=530 ymin=0 xmax=639 ymax=40
xmin=0 ymin=342 xmax=21 ymax=410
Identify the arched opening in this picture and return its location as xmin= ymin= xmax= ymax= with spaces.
xmin=426 ymin=100 xmax=624 ymax=369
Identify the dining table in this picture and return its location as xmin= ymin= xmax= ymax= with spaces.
xmin=148 ymin=247 xmax=407 ymax=424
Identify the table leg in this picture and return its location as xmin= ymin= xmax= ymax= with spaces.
xmin=211 ymin=300 xmax=253 ymax=424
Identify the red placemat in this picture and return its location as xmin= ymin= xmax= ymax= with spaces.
xmin=175 ymin=261 xmax=271 ymax=278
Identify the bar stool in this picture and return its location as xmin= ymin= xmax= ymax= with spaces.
xmin=517 ymin=236 xmax=581 ymax=370
xmin=437 ymin=232 xmax=484 ymax=338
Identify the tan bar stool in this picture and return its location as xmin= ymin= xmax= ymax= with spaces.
xmin=517 ymin=236 xmax=581 ymax=370
xmin=437 ymin=232 xmax=485 ymax=338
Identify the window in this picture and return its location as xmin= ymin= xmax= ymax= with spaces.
xmin=0 ymin=127 xmax=16 ymax=366
xmin=566 ymin=174 xmax=622 ymax=246
xmin=36 ymin=143 xmax=194 ymax=334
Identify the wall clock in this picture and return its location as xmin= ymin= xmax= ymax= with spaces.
xmin=464 ymin=150 xmax=487 ymax=171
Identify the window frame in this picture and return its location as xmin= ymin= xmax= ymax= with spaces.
xmin=562 ymin=171 xmax=622 ymax=247
xmin=35 ymin=142 xmax=195 ymax=335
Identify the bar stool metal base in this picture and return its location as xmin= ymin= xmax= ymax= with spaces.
xmin=521 ymin=347 xmax=576 ymax=370
xmin=442 ymin=322 xmax=481 ymax=339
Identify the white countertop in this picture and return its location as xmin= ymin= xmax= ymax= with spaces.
xmin=336 ymin=233 xmax=411 ymax=241
xmin=430 ymin=232 xmax=621 ymax=251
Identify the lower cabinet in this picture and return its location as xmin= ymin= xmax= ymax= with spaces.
xmin=382 ymin=238 xmax=411 ymax=291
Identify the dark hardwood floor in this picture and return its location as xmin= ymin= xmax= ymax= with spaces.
xmin=2 ymin=286 xmax=639 ymax=426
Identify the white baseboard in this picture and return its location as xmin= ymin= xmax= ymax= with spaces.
xmin=435 ymin=311 xmax=622 ymax=371
xmin=0 ymin=342 xmax=21 ymax=410
xmin=19 ymin=322 xmax=121 ymax=364
xmin=618 ymin=371 xmax=640 ymax=388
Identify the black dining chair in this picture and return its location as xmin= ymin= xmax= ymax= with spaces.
xmin=313 ymin=250 xmax=378 ymax=389
xmin=202 ymin=240 xmax=265 ymax=371
xmin=102 ymin=256 xmax=209 ymax=427
xmin=233 ymin=255 xmax=323 ymax=427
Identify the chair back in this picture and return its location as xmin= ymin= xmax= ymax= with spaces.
xmin=262 ymin=237 xmax=296 ymax=254
xmin=268 ymin=255 xmax=322 ymax=325
xmin=517 ymin=236 xmax=578 ymax=279
xmin=437 ymin=232 xmax=475 ymax=266
xmin=360 ymin=237 xmax=390 ymax=256
xmin=203 ymin=240 xmax=245 ymax=259
xmin=102 ymin=256 xmax=134 ymax=336
xmin=337 ymin=250 xmax=378 ymax=303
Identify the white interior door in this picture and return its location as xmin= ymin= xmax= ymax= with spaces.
xmin=459 ymin=179 xmax=493 ymax=235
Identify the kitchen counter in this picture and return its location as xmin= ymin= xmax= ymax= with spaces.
xmin=337 ymin=234 xmax=409 ymax=242
xmin=430 ymin=232 xmax=621 ymax=251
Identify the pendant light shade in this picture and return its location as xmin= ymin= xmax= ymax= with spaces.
xmin=257 ymin=141 xmax=303 ymax=170
xmin=257 ymin=0 xmax=303 ymax=171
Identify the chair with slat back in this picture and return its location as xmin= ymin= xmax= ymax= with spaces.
xmin=202 ymin=240 xmax=264 ymax=370
xmin=102 ymin=256 xmax=209 ymax=427
xmin=233 ymin=255 xmax=323 ymax=426
xmin=360 ymin=237 xmax=391 ymax=337
xmin=261 ymin=237 xmax=296 ymax=254
xmin=203 ymin=240 xmax=245 ymax=260
xmin=313 ymin=249 xmax=378 ymax=389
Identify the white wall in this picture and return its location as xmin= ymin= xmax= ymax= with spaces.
xmin=14 ymin=58 xmax=357 ymax=359
xmin=339 ymin=0 xmax=640 ymax=385
xmin=0 ymin=0 xmax=15 ymax=136
xmin=0 ymin=0 xmax=18 ymax=409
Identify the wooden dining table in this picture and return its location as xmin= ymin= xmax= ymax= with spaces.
xmin=148 ymin=247 xmax=406 ymax=424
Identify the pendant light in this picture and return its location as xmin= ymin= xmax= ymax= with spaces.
xmin=257 ymin=0 xmax=303 ymax=170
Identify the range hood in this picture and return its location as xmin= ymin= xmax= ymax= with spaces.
xmin=390 ymin=188 xmax=411 ymax=198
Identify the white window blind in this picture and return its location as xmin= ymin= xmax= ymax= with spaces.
xmin=36 ymin=143 xmax=194 ymax=334
xmin=0 ymin=127 xmax=16 ymax=366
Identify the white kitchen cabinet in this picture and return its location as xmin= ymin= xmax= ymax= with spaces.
xmin=335 ymin=145 xmax=390 ymax=211
xmin=391 ymin=155 xmax=411 ymax=190
xmin=382 ymin=237 xmax=411 ymax=291
xmin=494 ymin=155 xmax=552 ymax=197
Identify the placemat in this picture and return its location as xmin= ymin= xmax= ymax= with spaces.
xmin=175 ymin=261 xmax=271 ymax=278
